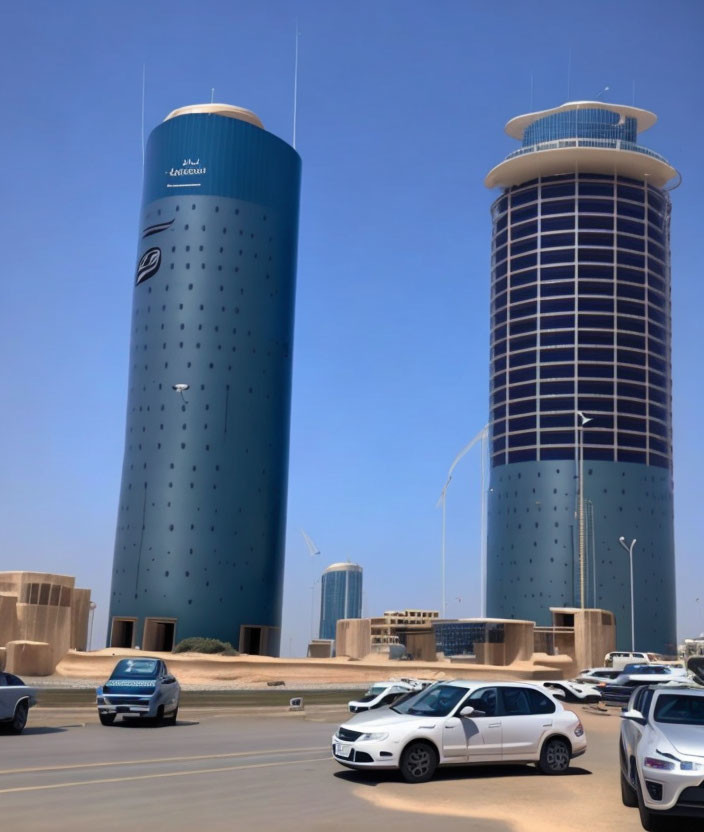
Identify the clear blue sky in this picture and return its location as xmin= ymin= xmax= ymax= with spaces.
xmin=1 ymin=0 xmax=702 ymax=655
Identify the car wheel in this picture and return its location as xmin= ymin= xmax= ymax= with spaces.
xmin=99 ymin=713 xmax=116 ymax=726
xmin=621 ymin=768 xmax=638 ymax=807
xmin=10 ymin=701 xmax=28 ymax=734
xmin=169 ymin=706 xmax=179 ymax=725
xmin=538 ymin=737 xmax=571 ymax=775
xmin=155 ymin=705 xmax=165 ymax=726
xmin=399 ymin=741 xmax=437 ymax=783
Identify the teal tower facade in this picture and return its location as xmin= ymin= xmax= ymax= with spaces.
xmin=108 ymin=104 xmax=301 ymax=656
xmin=484 ymin=102 xmax=677 ymax=654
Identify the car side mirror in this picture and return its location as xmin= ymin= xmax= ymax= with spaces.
xmin=550 ymin=688 xmax=566 ymax=699
xmin=620 ymin=709 xmax=646 ymax=725
xmin=459 ymin=706 xmax=485 ymax=718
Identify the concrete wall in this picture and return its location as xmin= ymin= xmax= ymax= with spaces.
xmin=0 ymin=593 xmax=18 ymax=645
xmin=16 ymin=604 xmax=72 ymax=668
xmin=336 ymin=618 xmax=372 ymax=659
xmin=70 ymin=589 xmax=91 ymax=651
xmin=571 ymin=608 xmax=616 ymax=669
xmin=398 ymin=629 xmax=437 ymax=662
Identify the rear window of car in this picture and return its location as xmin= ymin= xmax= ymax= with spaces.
xmin=110 ymin=659 xmax=159 ymax=680
xmin=654 ymin=695 xmax=704 ymax=725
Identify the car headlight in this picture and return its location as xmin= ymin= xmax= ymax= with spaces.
xmin=357 ymin=732 xmax=389 ymax=742
xmin=644 ymin=756 xmax=676 ymax=771
xmin=651 ymin=750 xmax=704 ymax=772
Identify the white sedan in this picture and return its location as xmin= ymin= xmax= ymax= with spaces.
xmin=333 ymin=680 xmax=586 ymax=782
xmin=0 ymin=672 xmax=37 ymax=734
xmin=620 ymin=685 xmax=704 ymax=829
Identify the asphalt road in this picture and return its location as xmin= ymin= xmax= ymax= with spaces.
xmin=0 ymin=705 xmax=694 ymax=831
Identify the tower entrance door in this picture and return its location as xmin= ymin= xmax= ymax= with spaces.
xmin=142 ymin=618 xmax=177 ymax=652
xmin=110 ymin=618 xmax=136 ymax=648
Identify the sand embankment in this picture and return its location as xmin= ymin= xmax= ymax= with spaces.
xmin=53 ymin=648 xmax=573 ymax=687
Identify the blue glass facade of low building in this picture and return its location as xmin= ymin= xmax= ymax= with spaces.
xmin=319 ymin=564 xmax=363 ymax=641
xmin=108 ymin=108 xmax=301 ymax=655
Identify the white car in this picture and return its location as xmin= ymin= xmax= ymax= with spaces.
xmin=620 ymin=685 xmax=704 ymax=829
xmin=540 ymin=680 xmax=602 ymax=703
xmin=0 ymin=671 xmax=37 ymax=734
xmin=575 ymin=667 xmax=622 ymax=684
xmin=606 ymin=651 xmax=651 ymax=670
xmin=348 ymin=682 xmax=415 ymax=713
xmin=333 ymin=680 xmax=586 ymax=782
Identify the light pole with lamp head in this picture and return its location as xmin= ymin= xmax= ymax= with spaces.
xmin=577 ymin=411 xmax=592 ymax=608
xmin=618 ymin=536 xmax=637 ymax=651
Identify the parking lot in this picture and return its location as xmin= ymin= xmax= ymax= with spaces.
xmin=0 ymin=704 xmax=693 ymax=831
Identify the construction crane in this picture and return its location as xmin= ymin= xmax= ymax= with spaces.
xmin=300 ymin=529 xmax=320 ymax=558
xmin=437 ymin=424 xmax=489 ymax=618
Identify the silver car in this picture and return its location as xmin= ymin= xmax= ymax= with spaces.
xmin=96 ymin=658 xmax=180 ymax=725
xmin=620 ymin=685 xmax=704 ymax=829
xmin=0 ymin=671 xmax=37 ymax=734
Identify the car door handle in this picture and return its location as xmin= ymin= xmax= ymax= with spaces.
xmin=488 ymin=722 xmax=501 ymax=728
xmin=542 ymin=722 xmax=553 ymax=727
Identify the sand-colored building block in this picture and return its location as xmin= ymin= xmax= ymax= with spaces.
xmin=5 ymin=640 xmax=55 ymax=676
xmin=336 ymin=618 xmax=372 ymax=659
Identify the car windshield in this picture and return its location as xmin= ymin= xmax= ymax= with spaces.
xmin=110 ymin=659 xmax=159 ymax=680
xmin=365 ymin=685 xmax=388 ymax=696
xmin=654 ymin=694 xmax=704 ymax=726
xmin=391 ymin=683 xmax=468 ymax=717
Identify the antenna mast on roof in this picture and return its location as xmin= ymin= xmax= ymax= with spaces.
xmin=292 ymin=21 xmax=300 ymax=149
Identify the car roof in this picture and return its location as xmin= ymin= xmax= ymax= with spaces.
xmin=649 ymin=685 xmax=704 ymax=696
xmin=444 ymin=679 xmax=546 ymax=689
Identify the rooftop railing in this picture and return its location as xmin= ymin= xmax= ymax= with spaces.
xmin=505 ymin=137 xmax=669 ymax=165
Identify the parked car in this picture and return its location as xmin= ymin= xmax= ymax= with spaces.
xmin=348 ymin=681 xmax=415 ymax=713
xmin=539 ymin=680 xmax=602 ymax=703
xmin=601 ymin=667 xmax=687 ymax=704
xmin=333 ymin=680 xmax=586 ymax=782
xmin=575 ymin=667 xmax=622 ymax=684
xmin=620 ymin=685 xmax=704 ymax=830
xmin=0 ymin=672 xmax=37 ymax=734
xmin=96 ymin=657 xmax=180 ymax=725
xmin=605 ymin=651 xmax=651 ymax=670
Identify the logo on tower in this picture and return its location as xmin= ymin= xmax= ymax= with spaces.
xmin=135 ymin=247 xmax=161 ymax=285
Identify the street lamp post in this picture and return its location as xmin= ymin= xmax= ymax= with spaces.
xmin=577 ymin=411 xmax=592 ymax=608
xmin=619 ymin=536 xmax=637 ymax=651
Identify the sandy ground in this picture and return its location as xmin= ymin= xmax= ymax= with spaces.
xmin=47 ymin=647 xmax=574 ymax=688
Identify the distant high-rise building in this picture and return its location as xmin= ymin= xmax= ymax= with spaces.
xmin=484 ymin=101 xmax=677 ymax=653
xmin=108 ymin=104 xmax=301 ymax=656
xmin=319 ymin=563 xmax=363 ymax=640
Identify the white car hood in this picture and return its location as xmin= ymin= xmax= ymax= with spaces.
xmin=343 ymin=707 xmax=435 ymax=731
xmin=660 ymin=724 xmax=704 ymax=758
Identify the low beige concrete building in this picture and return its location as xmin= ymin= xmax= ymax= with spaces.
xmin=0 ymin=572 xmax=92 ymax=674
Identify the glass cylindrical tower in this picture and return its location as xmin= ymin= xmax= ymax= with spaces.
xmin=108 ymin=104 xmax=301 ymax=655
xmin=319 ymin=563 xmax=363 ymax=641
xmin=484 ymin=102 xmax=677 ymax=654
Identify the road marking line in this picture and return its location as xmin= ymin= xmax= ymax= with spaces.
xmin=0 ymin=757 xmax=331 ymax=795
xmin=0 ymin=746 xmax=328 ymax=776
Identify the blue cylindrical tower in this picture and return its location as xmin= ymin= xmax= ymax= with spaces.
xmin=319 ymin=563 xmax=363 ymax=641
xmin=484 ymin=102 xmax=677 ymax=654
xmin=108 ymin=104 xmax=301 ymax=656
